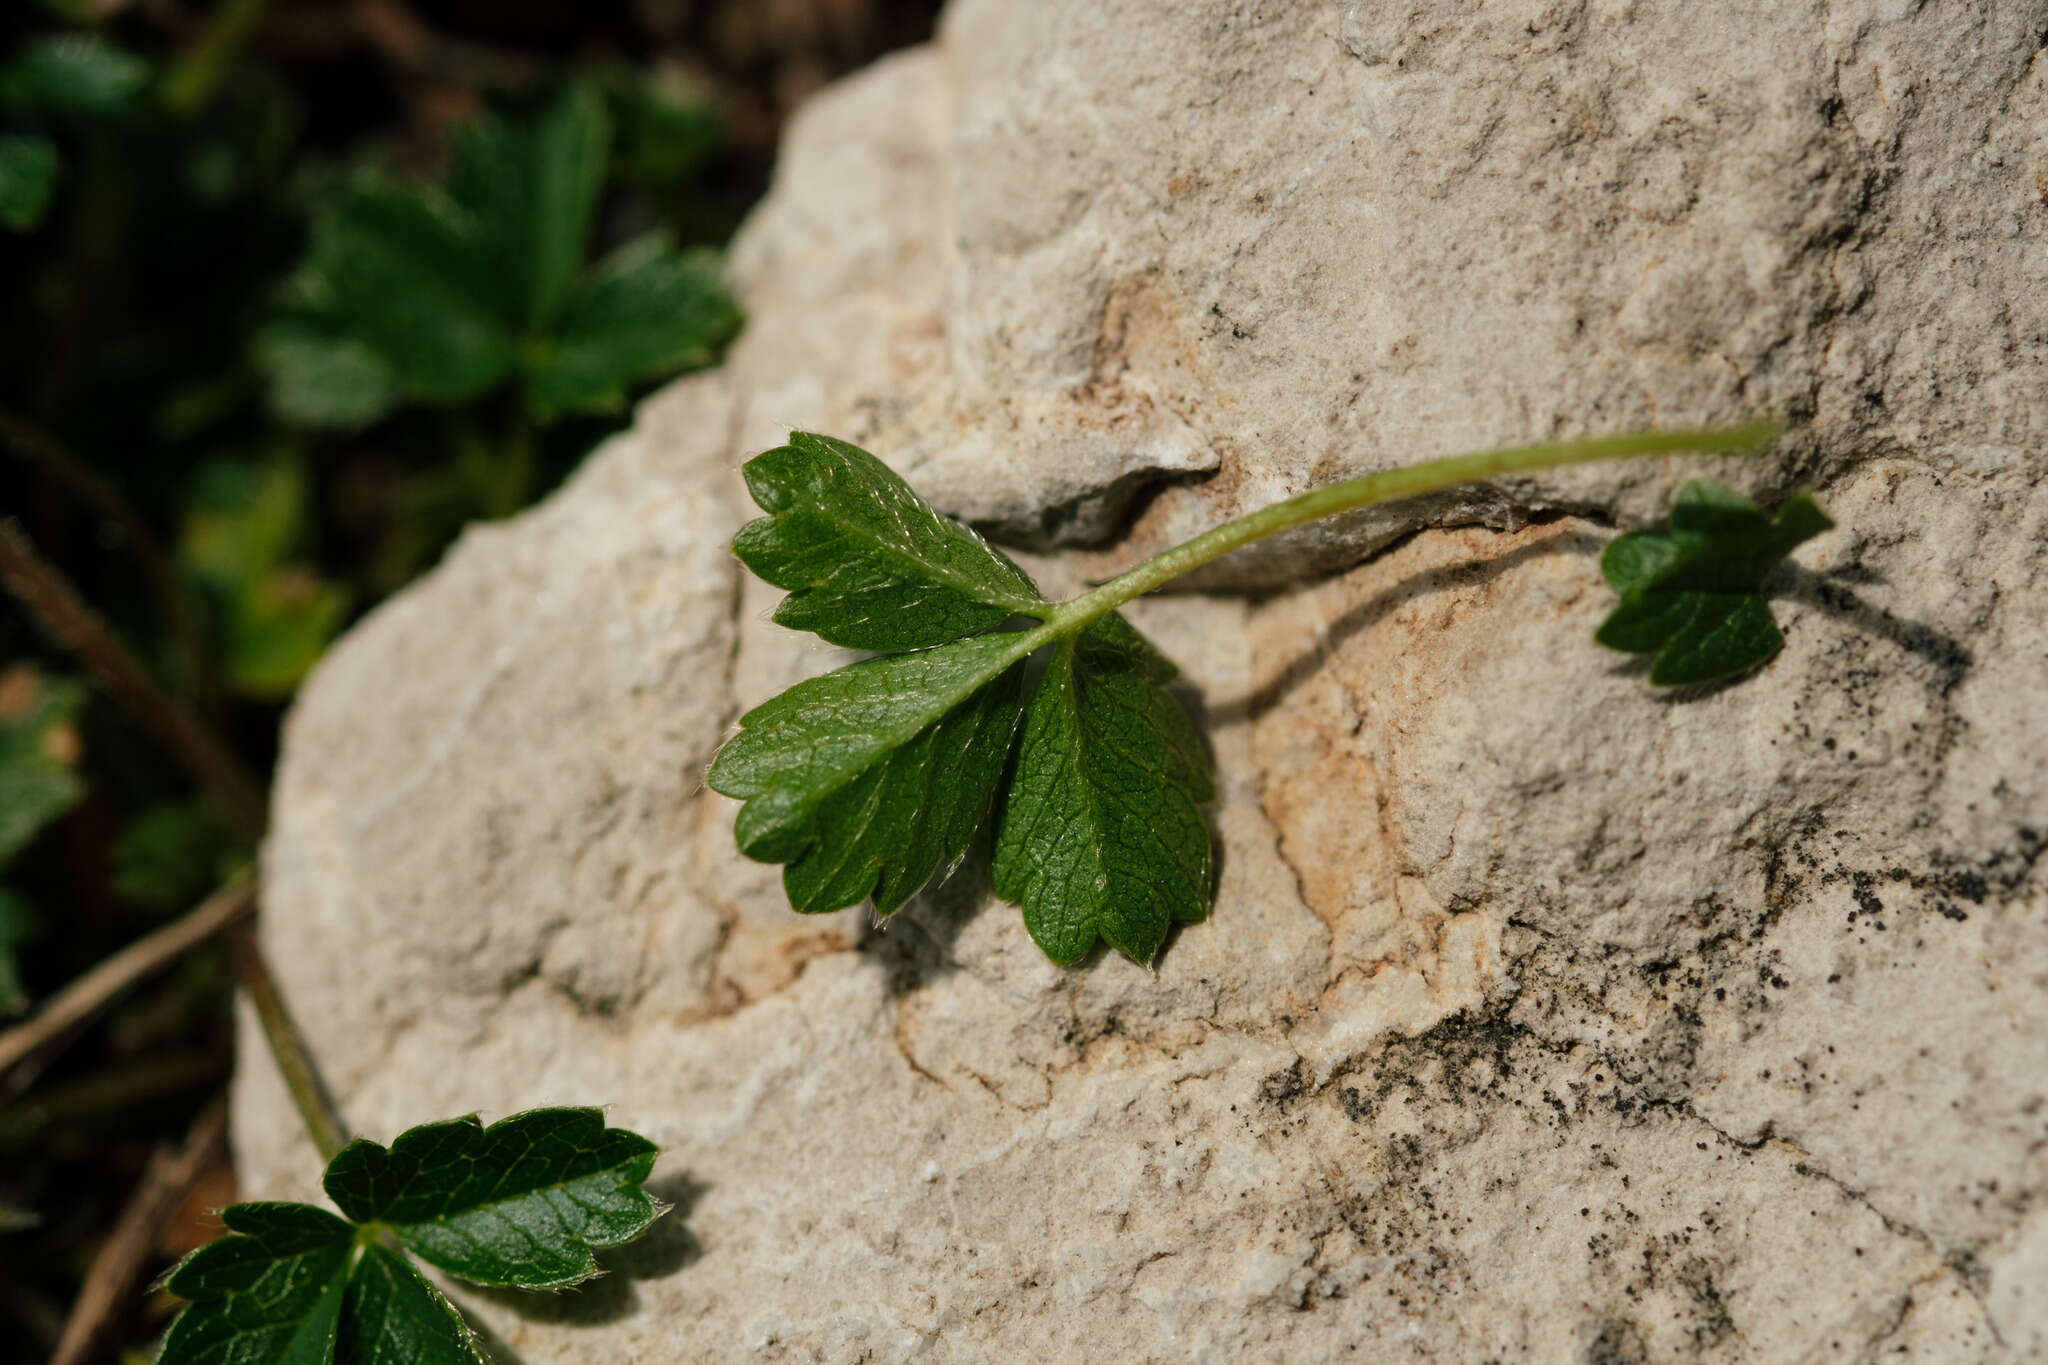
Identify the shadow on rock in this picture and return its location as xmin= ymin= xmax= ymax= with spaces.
xmin=1205 ymin=525 xmax=1605 ymax=727
xmin=1638 ymin=565 xmax=1975 ymax=703
xmin=864 ymin=839 xmax=995 ymax=994
xmin=1785 ymin=566 xmax=1973 ymax=693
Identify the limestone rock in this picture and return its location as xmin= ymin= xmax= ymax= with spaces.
xmin=237 ymin=3 xmax=2048 ymax=1361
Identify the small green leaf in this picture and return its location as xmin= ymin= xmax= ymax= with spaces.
xmin=1596 ymin=480 xmax=1832 ymax=685
xmin=181 ymin=458 xmax=351 ymax=699
xmin=255 ymin=323 xmax=398 ymax=428
xmin=160 ymin=1202 xmax=354 ymax=1365
xmin=226 ymin=568 xmax=350 ymax=700
xmin=708 ymin=633 xmax=1029 ymax=905
xmin=0 ymin=669 xmax=85 ymax=866
xmin=292 ymin=181 xmax=514 ymax=404
xmin=322 ymin=1108 xmax=662 ymax=1290
xmin=0 ymin=34 xmax=148 ymax=117
xmin=731 ymin=433 xmax=1044 ymax=651
xmin=337 ymin=1244 xmax=482 ymax=1364
xmin=599 ymin=64 xmax=721 ymax=191
xmin=182 ymin=459 xmax=306 ymax=592
xmin=522 ymin=235 xmax=740 ymax=419
xmin=112 ymin=802 xmax=243 ymax=911
xmin=449 ymin=84 xmax=609 ymax=329
xmin=993 ymin=615 xmax=1213 ymax=964
xmin=0 ymin=132 xmax=58 ymax=232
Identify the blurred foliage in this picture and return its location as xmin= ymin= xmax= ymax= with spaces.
xmin=179 ymin=454 xmax=349 ymax=699
xmin=110 ymin=801 xmax=242 ymax=912
xmin=261 ymin=83 xmax=739 ymax=427
xmin=0 ymin=666 xmax=85 ymax=1015
xmin=0 ymin=0 xmax=940 ymax=1356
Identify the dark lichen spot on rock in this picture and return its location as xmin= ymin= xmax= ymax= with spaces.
xmin=1585 ymin=1316 xmax=1649 ymax=1365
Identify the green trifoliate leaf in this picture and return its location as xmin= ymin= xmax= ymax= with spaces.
xmin=1596 ymin=480 xmax=1832 ymax=686
xmin=993 ymin=614 xmax=1213 ymax=965
xmin=733 ymin=432 xmax=1045 ymax=651
xmin=262 ymin=88 xmax=738 ymax=429
xmin=522 ymin=234 xmax=740 ymax=419
xmin=337 ymin=1245 xmax=482 ymax=1364
xmin=708 ymin=633 xmax=1028 ymax=912
xmin=159 ymin=1202 xmax=354 ymax=1365
xmin=322 ymin=1108 xmax=661 ymax=1290
xmin=449 ymin=84 xmax=608 ymax=330
xmin=160 ymin=1111 xmax=667 ymax=1363
xmin=0 ymin=132 xmax=58 ymax=232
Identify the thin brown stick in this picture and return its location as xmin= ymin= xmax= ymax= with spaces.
xmin=49 ymin=1096 xmax=228 ymax=1365
xmin=229 ymin=922 xmax=348 ymax=1161
xmin=0 ymin=876 xmax=255 ymax=1095
xmin=0 ymin=407 xmax=215 ymax=708
xmin=0 ymin=519 xmax=266 ymax=840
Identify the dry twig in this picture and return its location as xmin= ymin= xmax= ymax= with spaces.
xmin=0 ymin=408 xmax=215 ymax=708
xmin=49 ymin=1097 xmax=228 ymax=1365
xmin=0 ymin=877 xmax=256 ymax=1096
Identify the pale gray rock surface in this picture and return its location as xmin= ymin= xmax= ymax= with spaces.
xmin=237 ymin=3 xmax=2048 ymax=1361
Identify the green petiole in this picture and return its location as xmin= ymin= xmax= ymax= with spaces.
xmin=1030 ymin=417 xmax=1782 ymax=642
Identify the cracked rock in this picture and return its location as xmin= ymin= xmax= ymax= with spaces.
xmin=238 ymin=3 xmax=2048 ymax=1361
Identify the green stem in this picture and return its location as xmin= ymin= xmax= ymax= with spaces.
xmin=229 ymin=923 xmax=348 ymax=1162
xmin=1045 ymin=418 xmax=1781 ymax=633
xmin=163 ymin=0 xmax=275 ymax=115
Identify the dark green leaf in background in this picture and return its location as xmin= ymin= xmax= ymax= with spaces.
xmin=0 ymin=34 xmax=147 ymax=117
xmin=227 ymin=568 xmax=350 ymax=700
xmin=181 ymin=458 xmax=351 ymax=699
xmin=159 ymin=1203 xmax=354 ymax=1365
xmin=1596 ymin=480 xmax=1832 ymax=686
xmin=182 ymin=458 xmax=306 ymax=590
xmin=522 ymin=234 xmax=740 ymax=418
xmin=111 ymin=801 xmax=243 ymax=911
xmin=292 ymin=182 xmax=514 ymax=405
xmin=0 ymin=132 xmax=58 ymax=232
xmin=255 ymin=324 xmax=398 ymax=428
xmin=258 ymin=83 xmax=739 ymax=431
xmin=731 ymin=432 xmax=1044 ymax=651
xmin=0 ymin=669 xmax=84 ymax=865
xmin=600 ymin=64 xmax=721 ymax=194
xmin=993 ymin=615 xmax=1213 ymax=964
xmin=322 ymin=1108 xmax=662 ymax=1290
xmin=450 ymin=84 xmax=609 ymax=330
